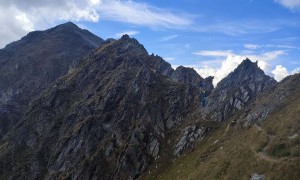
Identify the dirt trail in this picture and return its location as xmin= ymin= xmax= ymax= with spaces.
xmin=253 ymin=124 xmax=281 ymax=163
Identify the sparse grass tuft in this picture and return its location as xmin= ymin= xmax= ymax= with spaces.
xmin=215 ymin=161 xmax=230 ymax=179
xmin=268 ymin=143 xmax=291 ymax=157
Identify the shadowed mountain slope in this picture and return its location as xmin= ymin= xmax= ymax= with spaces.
xmin=0 ymin=22 xmax=104 ymax=138
xmin=0 ymin=35 xmax=208 ymax=179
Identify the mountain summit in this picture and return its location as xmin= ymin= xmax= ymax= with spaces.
xmin=1 ymin=23 xmax=298 ymax=180
xmin=0 ymin=22 xmax=104 ymax=138
xmin=0 ymin=34 xmax=205 ymax=179
xmin=203 ymin=58 xmax=276 ymax=122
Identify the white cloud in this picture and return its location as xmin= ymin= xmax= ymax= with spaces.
xmin=246 ymin=50 xmax=286 ymax=64
xmin=193 ymin=50 xmax=233 ymax=57
xmin=192 ymin=50 xmax=287 ymax=86
xmin=291 ymin=67 xmax=300 ymax=74
xmin=244 ymin=44 xmax=260 ymax=49
xmin=244 ymin=43 xmax=300 ymax=50
xmin=272 ymin=65 xmax=290 ymax=81
xmin=98 ymin=1 xmax=193 ymax=29
xmin=15 ymin=13 xmax=34 ymax=32
xmin=274 ymin=0 xmax=300 ymax=10
xmin=193 ymin=55 xmax=246 ymax=86
xmin=0 ymin=0 xmax=193 ymax=48
xmin=89 ymin=0 xmax=101 ymax=5
xmin=270 ymin=65 xmax=300 ymax=82
xmin=194 ymin=66 xmax=217 ymax=78
xmin=164 ymin=57 xmax=175 ymax=61
xmin=115 ymin=31 xmax=139 ymax=38
xmin=193 ymin=20 xmax=290 ymax=36
xmin=160 ymin=35 xmax=178 ymax=41
xmin=0 ymin=0 xmax=102 ymax=48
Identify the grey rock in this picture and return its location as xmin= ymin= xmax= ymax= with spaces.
xmin=174 ymin=126 xmax=210 ymax=156
xmin=0 ymin=22 xmax=104 ymax=139
xmin=240 ymin=73 xmax=300 ymax=127
xmin=0 ymin=33 xmax=202 ymax=180
xmin=203 ymin=59 xmax=276 ymax=122
xmin=149 ymin=139 xmax=160 ymax=157
xmin=250 ymin=173 xmax=265 ymax=180
xmin=105 ymin=142 xmax=114 ymax=157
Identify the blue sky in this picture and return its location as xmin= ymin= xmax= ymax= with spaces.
xmin=1 ymin=0 xmax=300 ymax=85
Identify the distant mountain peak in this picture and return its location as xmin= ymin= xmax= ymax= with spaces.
xmin=203 ymin=58 xmax=276 ymax=122
xmin=56 ymin=21 xmax=78 ymax=28
xmin=117 ymin=34 xmax=148 ymax=54
xmin=240 ymin=58 xmax=257 ymax=67
xmin=236 ymin=58 xmax=259 ymax=72
xmin=120 ymin=34 xmax=130 ymax=40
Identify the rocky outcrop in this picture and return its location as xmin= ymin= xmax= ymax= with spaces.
xmin=239 ymin=73 xmax=300 ymax=127
xmin=146 ymin=54 xmax=174 ymax=77
xmin=0 ymin=35 xmax=201 ymax=180
xmin=250 ymin=173 xmax=265 ymax=180
xmin=174 ymin=125 xmax=211 ymax=156
xmin=203 ymin=59 xmax=276 ymax=122
xmin=0 ymin=22 xmax=104 ymax=138
xmin=144 ymin=54 xmax=214 ymax=92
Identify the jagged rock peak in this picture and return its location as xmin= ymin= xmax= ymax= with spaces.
xmin=232 ymin=58 xmax=260 ymax=75
xmin=171 ymin=66 xmax=204 ymax=86
xmin=240 ymin=58 xmax=258 ymax=67
xmin=120 ymin=34 xmax=130 ymax=40
xmin=203 ymin=58 xmax=277 ymax=122
xmin=217 ymin=58 xmax=272 ymax=88
xmin=0 ymin=21 xmax=104 ymax=138
xmin=56 ymin=21 xmax=79 ymax=28
xmin=0 ymin=29 xmax=202 ymax=179
xmin=235 ymin=58 xmax=259 ymax=72
xmin=118 ymin=34 xmax=148 ymax=54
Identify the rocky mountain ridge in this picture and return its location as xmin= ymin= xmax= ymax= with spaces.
xmin=0 ymin=22 xmax=104 ymax=138
xmin=146 ymin=72 xmax=300 ymax=180
xmin=203 ymin=59 xmax=277 ymax=122
xmin=1 ymin=22 xmax=298 ymax=180
xmin=0 ymin=34 xmax=210 ymax=179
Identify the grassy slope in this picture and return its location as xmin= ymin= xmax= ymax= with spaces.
xmin=144 ymin=83 xmax=300 ymax=180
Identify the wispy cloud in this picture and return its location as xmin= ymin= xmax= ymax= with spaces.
xmin=115 ymin=30 xmax=139 ymax=38
xmin=159 ymin=35 xmax=178 ymax=41
xmin=193 ymin=50 xmax=233 ymax=57
xmin=192 ymin=19 xmax=300 ymax=36
xmin=274 ymin=0 xmax=300 ymax=10
xmin=0 ymin=0 xmax=194 ymax=48
xmin=244 ymin=44 xmax=260 ymax=49
xmin=164 ymin=57 xmax=175 ymax=61
xmin=98 ymin=1 xmax=193 ymax=29
xmin=291 ymin=67 xmax=300 ymax=74
xmin=246 ymin=50 xmax=286 ymax=62
xmin=244 ymin=43 xmax=300 ymax=50
xmin=184 ymin=43 xmax=190 ymax=48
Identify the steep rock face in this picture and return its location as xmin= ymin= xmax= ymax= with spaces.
xmin=146 ymin=54 xmax=174 ymax=77
xmin=0 ymin=35 xmax=201 ymax=179
xmin=0 ymin=22 xmax=104 ymax=138
xmin=203 ymin=59 xmax=276 ymax=122
xmin=170 ymin=66 xmax=213 ymax=94
xmin=239 ymin=73 xmax=300 ymax=127
xmin=173 ymin=125 xmax=211 ymax=156
xmin=145 ymin=55 xmax=213 ymax=92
